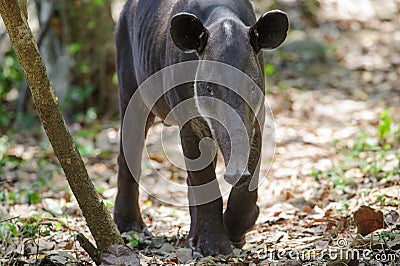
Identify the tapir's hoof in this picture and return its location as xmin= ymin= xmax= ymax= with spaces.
xmin=120 ymin=226 xmax=153 ymax=245
xmin=231 ymin=237 xmax=246 ymax=248
xmin=115 ymin=218 xmax=152 ymax=237
xmin=142 ymin=227 xmax=154 ymax=237
xmin=193 ymin=233 xmax=233 ymax=257
xmin=223 ymin=205 xmax=259 ymax=246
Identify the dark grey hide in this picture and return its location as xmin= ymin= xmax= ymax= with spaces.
xmin=114 ymin=0 xmax=288 ymax=256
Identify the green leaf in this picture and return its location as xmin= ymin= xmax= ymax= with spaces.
xmin=9 ymin=223 xmax=19 ymax=237
xmin=85 ymin=107 xmax=97 ymax=123
xmin=0 ymin=109 xmax=10 ymax=127
xmin=378 ymin=108 xmax=392 ymax=144
xmin=129 ymin=231 xmax=140 ymax=247
xmin=264 ymin=64 xmax=276 ymax=77
xmin=28 ymin=192 xmax=41 ymax=204
xmin=68 ymin=43 xmax=81 ymax=54
xmin=112 ymin=72 xmax=118 ymax=85
xmin=103 ymin=199 xmax=114 ymax=211
xmin=93 ymin=0 xmax=105 ymax=6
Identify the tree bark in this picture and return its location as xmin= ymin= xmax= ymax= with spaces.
xmin=0 ymin=0 xmax=123 ymax=258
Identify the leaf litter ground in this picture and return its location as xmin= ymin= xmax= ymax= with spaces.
xmin=1 ymin=0 xmax=400 ymax=265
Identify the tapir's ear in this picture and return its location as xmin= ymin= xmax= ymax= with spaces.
xmin=250 ymin=10 xmax=289 ymax=53
xmin=170 ymin=12 xmax=208 ymax=53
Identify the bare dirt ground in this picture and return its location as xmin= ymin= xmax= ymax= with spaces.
xmin=1 ymin=0 xmax=400 ymax=265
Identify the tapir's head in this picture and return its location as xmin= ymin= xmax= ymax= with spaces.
xmin=170 ymin=10 xmax=289 ymax=185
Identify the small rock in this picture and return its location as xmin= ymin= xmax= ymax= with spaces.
xmin=176 ymin=248 xmax=192 ymax=264
xmin=368 ymin=260 xmax=383 ymax=266
xmin=96 ymin=130 xmax=111 ymax=151
xmin=158 ymin=243 xmax=176 ymax=253
xmin=284 ymin=260 xmax=302 ymax=266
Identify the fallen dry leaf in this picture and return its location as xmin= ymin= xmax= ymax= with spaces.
xmin=350 ymin=235 xmax=369 ymax=249
xmin=385 ymin=210 xmax=400 ymax=225
xmin=39 ymin=251 xmax=77 ymax=264
xmin=353 ymin=205 xmax=387 ymax=236
xmin=148 ymin=152 xmax=166 ymax=163
xmin=315 ymin=239 xmax=330 ymax=250
xmin=334 ymin=217 xmax=350 ymax=235
xmin=101 ymin=245 xmax=140 ymax=266
xmin=324 ymin=208 xmax=334 ymax=218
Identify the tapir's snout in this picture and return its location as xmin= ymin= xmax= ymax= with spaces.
xmin=209 ymin=106 xmax=253 ymax=186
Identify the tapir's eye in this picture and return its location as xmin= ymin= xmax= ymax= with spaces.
xmin=206 ymin=86 xmax=214 ymax=96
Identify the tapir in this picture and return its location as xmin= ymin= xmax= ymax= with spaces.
xmin=114 ymin=0 xmax=289 ymax=256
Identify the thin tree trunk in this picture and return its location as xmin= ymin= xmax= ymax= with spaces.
xmin=0 ymin=0 xmax=124 ymax=261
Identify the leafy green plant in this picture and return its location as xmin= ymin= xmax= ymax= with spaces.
xmin=0 ymin=49 xmax=25 ymax=130
xmin=0 ymin=165 xmax=56 ymax=205
xmin=374 ymin=193 xmax=388 ymax=206
xmin=313 ymin=108 xmax=399 ymax=189
xmin=27 ymin=191 xmax=41 ymax=205
xmin=60 ymin=85 xmax=99 ymax=124
xmin=73 ymin=107 xmax=98 ymax=125
xmin=61 ymin=85 xmax=95 ymax=111
xmin=20 ymin=215 xmax=52 ymax=238
xmin=103 ymin=199 xmax=114 ymax=211
xmin=334 ymin=199 xmax=350 ymax=215
xmin=379 ymin=231 xmax=396 ymax=241
xmin=0 ymin=50 xmax=24 ymax=96
xmin=378 ymin=108 xmax=393 ymax=150
xmin=0 ymin=136 xmax=24 ymax=179
xmin=128 ymin=231 xmax=141 ymax=248
xmin=0 ymin=215 xmax=53 ymax=256
xmin=0 ymin=218 xmax=20 ymax=250
xmin=0 ymin=135 xmax=9 ymax=164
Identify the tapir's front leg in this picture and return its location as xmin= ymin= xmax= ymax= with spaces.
xmin=180 ymin=122 xmax=232 ymax=256
xmin=115 ymin=146 xmax=144 ymax=233
xmin=223 ymin=124 xmax=262 ymax=247
xmin=114 ymin=113 xmax=154 ymax=234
